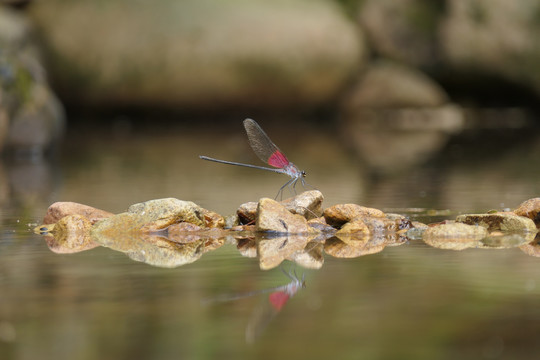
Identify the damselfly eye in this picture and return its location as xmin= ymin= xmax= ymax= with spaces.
xmin=301 ymin=171 xmax=306 ymax=177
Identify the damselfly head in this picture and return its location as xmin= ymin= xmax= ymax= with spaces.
xmin=301 ymin=170 xmax=306 ymax=178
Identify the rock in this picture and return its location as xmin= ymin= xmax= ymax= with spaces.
xmin=359 ymin=0 xmax=443 ymax=67
xmin=201 ymin=208 xmax=225 ymax=228
xmin=514 ymin=198 xmax=540 ymax=229
xmin=456 ymin=213 xmax=538 ymax=233
xmin=323 ymin=203 xmax=385 ymax=227
xmin=42 ymin=214 xmax=97 ymax=253
xmin=441 ymin=0 xmax=540 ymax=97
xmin=335 ymin=218 xmax=370 ymax=238
xmin=423 ymin=222 xmax=489 ymax=250
xmin=256 ymin=198 xmax=320 ymax=234
xmin=307 ymin=217 xmax=336 ymax=233
xmin=237 ymin=201 xmax=258 ymax=225
xmin=29 ymin=0 xmax=363 ymax=110
xmin=42 ymin=201 xmax=113 ymax=225
xmin=280 ymin=190 xmax=324 ymax=220
xmin=91 ymin=198 xmax=207 ymax=237
xmin=127 ymin=198 xmax=206 ymax=231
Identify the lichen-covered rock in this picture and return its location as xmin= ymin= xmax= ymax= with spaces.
xmin=323 ymin=204 xmax=385 ymax=227
xmin=42 ymin=201 xmax=113 ymax=225
xmin=256 ymin=198 xmax=320 ymax=234
xmin=456 ymin=213 xmax=538 ymax=233
xmin=128 ymin=198 xmax=206 ymax=231
xmin=514 ymin=198 xmax=540 ymax=229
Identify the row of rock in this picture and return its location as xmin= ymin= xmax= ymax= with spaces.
xmin=35 ymin=192 xmax=540 ymax=269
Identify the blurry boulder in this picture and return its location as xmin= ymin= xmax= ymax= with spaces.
xmin=341 ymin=61 xmax=464 ymax=174
xmin=0 ymin=6 xmax=64 ymax=155
xmin=359 ymin=0 xmax=444 ymax=67
xmin=441 ymin=0 xmax=540 ymax=96
xmin=29 ymin=0 xmax=363 ymax=110
xmin=358 ymin=0 xmax=540 ymax=99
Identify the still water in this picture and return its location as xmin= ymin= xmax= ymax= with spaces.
xmin=1 ymin=118 xmax=539 ymax=360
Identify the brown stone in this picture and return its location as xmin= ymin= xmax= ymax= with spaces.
xmin=423 ymin=222 xmax=488 ymax=250
xmin=514 ymin=198 xmax=540 ymax=229
xmin=323 ymin=203 xmax=385 ymax=227
xmin=456 ymin=213 xmax=537 ymax=233
xmin=256 ymin=198 xmax=320 ymax=234
xmin=43 ymin=201 xmax=113 ymax=225
xmin=237 ymin=201 xmax=258 ymax=224
xmin=281 ymin=190 xmax=324 ymax=220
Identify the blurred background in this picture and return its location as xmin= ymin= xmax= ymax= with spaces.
xmin=0 ymin=0 xmax=539 ymax=217
xmin=1 ymin=1 xmax=540 ymax=359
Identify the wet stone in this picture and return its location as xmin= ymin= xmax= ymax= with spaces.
xmin=237 ymin=201 xmax=258 ymax=224
xmin=201 ymin=209 xmax=225 ymax=228
xmin=514 ymin=197 xmax=540 ymax=229
xmin=280 ymin=190 xmax=324 ymax=220
xmin=256 ymin=198 xmax=320 ymax=235
xmin=43 ymin=201 xmax=113 ymax=225
xmin=456 ymin=212 xmax=538 ymax=233
xmin=323 ymin=204 xmax=385 ymax=227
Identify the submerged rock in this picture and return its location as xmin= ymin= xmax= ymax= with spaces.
xmin=323 ymin=204 xmax=385 ymax=227
xmin=514 ymin=198 xmax=540 ymax=229
xmin=256 ymin=198 xmax=320 ymax=235
xmin=42 ymin=201 xmax=113 ymax=225
xmin=423 ymin=222 xmax=489 ymax=250
xmin=456 ymin=213 xmax=538 ymax=233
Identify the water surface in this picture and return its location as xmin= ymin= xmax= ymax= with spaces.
xmin=1 ymin=119 xmax=539 ymax=359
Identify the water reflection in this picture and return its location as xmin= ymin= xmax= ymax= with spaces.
xmin=38 ymin=224 xmax=540 ymax=269
xmin=204 ymin=267 xmax=305 ymax=343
